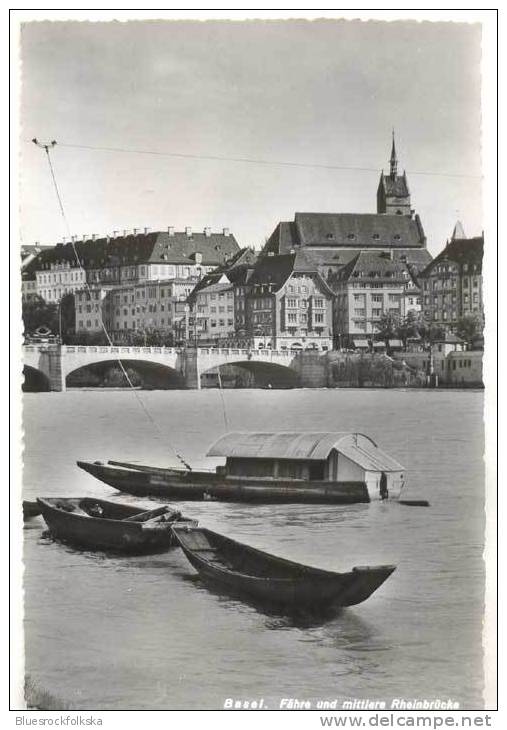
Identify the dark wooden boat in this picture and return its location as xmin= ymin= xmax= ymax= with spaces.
xmin=37 ymin=497 xmax=197 ymax=554
xmin=77 ymin=431 xmax=411 ymax=505
xmin=172 ymin=525 xmax=396 ymax=609
xmin=23 ymin=500 xmax=42 ymax=519
xmin=77 ymin=461 xmax=369 ymax=504
xmin=76 ymin=461 xmax=209 ymax=500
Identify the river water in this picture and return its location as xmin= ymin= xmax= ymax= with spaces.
xmin=22 ymin=388 xmax=486 ymax=710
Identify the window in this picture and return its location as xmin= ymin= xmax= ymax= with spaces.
xmin=287 ymin=298 xmax=297 ymax=308
xmin=314 ymin=313 xmax=324 ymax=324
xmin=372 ymin=308 xmax=382 ymax=317
xmin=354 ymin=308 xmax=366 ymax=316
xmin=314 ymin=298 xmax=324 ymax=308
xmin=287 ymin=313 xmax=297 ymax=324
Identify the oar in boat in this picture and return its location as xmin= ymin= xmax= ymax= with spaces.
xmin=122 ymin=505 xmax=172 ymax=522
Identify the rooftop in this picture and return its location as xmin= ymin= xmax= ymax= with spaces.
xmin=22 ymin=229 xmax=241 ymax=276
xmin=207 ymin=431 xmax=404 ymax=471
xmin=420 ymin=236 xmax=483 ymax=277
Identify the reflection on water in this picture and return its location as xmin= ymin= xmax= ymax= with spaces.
xmin=22 ymin=389 xmax=485 ymax=709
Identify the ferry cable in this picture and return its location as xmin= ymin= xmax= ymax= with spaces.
xmin=32 ymin=138 xmax=192 ymax=472
xmin=47 ymin=140 xmax=481 ymax=180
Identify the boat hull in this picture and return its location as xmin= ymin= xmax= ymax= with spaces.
xmin=77 ymin=461 xmax=370 ymax=504
xmin=172 ymin=526 xmax=396 ymax=610
xmin=23 ymin=500 xmax=42 ymax=519
xmin=37 ymin=497 xmax=196 ymax=554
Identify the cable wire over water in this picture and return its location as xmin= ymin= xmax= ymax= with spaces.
xmin=33 ymin=138 xmax=192 ymax=471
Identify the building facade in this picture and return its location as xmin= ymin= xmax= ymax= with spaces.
xmin=244 ymin=250 xmax=334 ymax=350
xmin=331 ymin=251 xmax=421 ymax=346
xmin=418 ymin=225 xmax=484 ymax=332
xmin=75 ymin=278 xmax=198 ymax=338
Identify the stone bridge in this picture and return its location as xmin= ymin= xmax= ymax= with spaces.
xmin=22 ymin=344 xmax=329 ymax=391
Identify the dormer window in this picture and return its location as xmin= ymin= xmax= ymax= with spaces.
xmin=326 ymin=233 xmax=334 ymax=240
xmin=372 ymin=233 xmax=380 ymax=240
xmin=347 ymin=233 xmax=356 ymax=240
xmin=394 ymin=234 xmax=401 ymax=240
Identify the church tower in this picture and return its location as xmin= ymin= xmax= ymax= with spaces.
xmin=377 ymin=132 xmax=412 ymax=216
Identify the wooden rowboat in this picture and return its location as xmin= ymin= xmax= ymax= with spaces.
xmin=37 ymin=497 xmax=197 ymax=554
xmin=171 ymin=525 xmax=396 ymax=610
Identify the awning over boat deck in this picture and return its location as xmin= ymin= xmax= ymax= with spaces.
xmin=353 ymin=339 xmax=369 ymax=348
xmin=372 ymin=341 xmax=386 ymax=349
xmin=389 ymin=339 xmax=403 ymax=348
xmin=207 ymin=432 xmax=404 ymax=471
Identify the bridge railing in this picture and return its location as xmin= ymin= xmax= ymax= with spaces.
xmin=24 ymin=344 xmax=296 ymax=358
xmin=62 ymin=345 xmax=179 ymax=355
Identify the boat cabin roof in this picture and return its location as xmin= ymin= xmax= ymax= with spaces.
xmin=207 ymin=432 xmax=404 ymax=472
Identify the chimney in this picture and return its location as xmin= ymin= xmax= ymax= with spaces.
xmin=185 ymin=227 xmax=192 ymax=237
xmin=123 ymin=229 xmax=129 ymax=237
xmin=133 ymin=228 xmax=139 ymax=236
xmin=113 ymin=230 xmax=119 ymax=238
xmin=167 ymin=226 xmax=175 ymax=236
xmin=223 ymin=227 xmax=230 ymax=237
xmin=144 ymin=227 xmax=151 ymax=235
xmin=82 ymin=234 xmax=87 ymax=242
xmin=204 ymin=227 xmax=212 ymax=237
xmin=91 ymin=234 xmax=97 ymax=241
xmin=71 ymin=235 xmax=77 ymax=243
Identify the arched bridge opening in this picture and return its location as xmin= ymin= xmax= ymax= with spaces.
xmin=22 ymin=365 xmax=51 ymax=392
xmin=66 ymin=359 xmax=185 ymax=389
xmin=200 ymin=360 xmax=300 ymax=389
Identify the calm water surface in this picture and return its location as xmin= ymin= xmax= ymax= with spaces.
xmin=22 ymin=389 xmax=485 ymax=709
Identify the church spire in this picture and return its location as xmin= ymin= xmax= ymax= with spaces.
xmin=390 ymin=129 xmax=398 ymax=178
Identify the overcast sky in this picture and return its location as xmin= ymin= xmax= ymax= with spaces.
xmin=19 ymin=19 xmax=482 ymax=255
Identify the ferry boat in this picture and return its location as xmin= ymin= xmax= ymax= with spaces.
xmin=77 ymin=431 xmax=407 ymax=504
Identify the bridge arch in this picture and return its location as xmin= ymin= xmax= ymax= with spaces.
xmin=22 ymin=365 xmax=51 ymax=392
xmin=65 ymin=359 xmax=185 ymax=389
xmin=200 ymin=360 xmax=300 ymax=389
